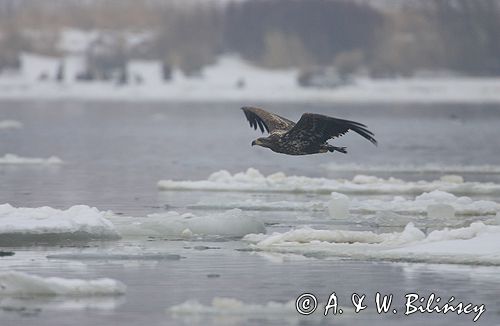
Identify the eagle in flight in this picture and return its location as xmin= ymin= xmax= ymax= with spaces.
xmin=242 ymin=106 xmax=377 ymax=155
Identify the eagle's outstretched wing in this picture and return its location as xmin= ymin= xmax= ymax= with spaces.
xmin=241 ymin=107 xmax=296 ymax=134
xmin=283 ymin=113 xmax=377 ymax=145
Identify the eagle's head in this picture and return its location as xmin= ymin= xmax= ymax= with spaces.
xmin=252 ymin=137 xmax=271 ymax=148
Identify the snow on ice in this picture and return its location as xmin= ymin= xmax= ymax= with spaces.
xmin=0 ymin=203 xmax=264 ymax=244
xmin=0 ymin=204 xmax=120 ymax=243
xmin=244 ymin=222 xmax=500 ymax=265
xmin=158 ymin=168 xmax=500 ymax=196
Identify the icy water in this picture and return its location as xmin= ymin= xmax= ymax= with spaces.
xmin=1 ymin=100 xmax=500 ymax=326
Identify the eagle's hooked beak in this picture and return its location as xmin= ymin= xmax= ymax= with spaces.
xmin=251 ymin=139 xmax=261 ymax=146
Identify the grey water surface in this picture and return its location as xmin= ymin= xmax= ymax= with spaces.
xmin=1 ymin=101 xmax=500 ymax=326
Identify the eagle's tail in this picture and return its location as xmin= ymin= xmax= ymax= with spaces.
xmin=328 ymin=146 xmax=347 ymax=154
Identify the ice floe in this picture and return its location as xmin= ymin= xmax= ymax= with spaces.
xmin=345 ymin=190 xmax=499 ymax=216
xmin=190 ymin=197 xmax=325 ymax=211
xmin=158 ymin=168 xmax=500 ymax=195
xmin=47 ymin=253 xmax=183 ymax=261
xmin=0 ymin=204 xmax=120 ymax=244
xmin=190 ymin=190 xmax=499 ymax=216
xmin=0 ymin=154 xmax=63 ymax=164
xmin=110 ymin=208 xmax=265 ymax=238
xmin=0 ymin=271 xmax=126 ymax=296
xmin=244 ymin=222 xmax=500 ymax=265
xmin=0 ymin=296 xmax=125 ymax=312
xmin=322 ymin=163 xmax=500 ymax=174
xmin=244 ymin=223 xmax=425 ymax=248
xmin=327 ymin=192 xmax=350 ymax=218
xmin=168 ymin=297 xmax=295 ymax=315
xmin=0 ymin=120 xmax=23 ymax=130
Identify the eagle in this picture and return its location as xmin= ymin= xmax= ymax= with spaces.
xmin=241 ymin=106 xmax=377 ymax=155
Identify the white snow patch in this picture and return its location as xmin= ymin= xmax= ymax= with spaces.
xmin=158 ymin=168 xmax=500 ymax=195
xmin=0 ymin=204 xmax=120 ymax=242
xmin=244 ymin=222 xmax=500 ymax=265
xmin=110 ymin=208 xmax=265 ymax=238
xmin=128 ymin=60 xmax=163 ymax=85
xmin=168 ymin=297 xmax=295 ymax=315
xmin=0 ymin=154 xmax=63 ymax=164
xmin=0 ymin=120 xmax=23 ymax=130
xmin=56 ymin=29 xmax=100 ymax=54
xmin=0 ymin=271 xmax=125 ymax=296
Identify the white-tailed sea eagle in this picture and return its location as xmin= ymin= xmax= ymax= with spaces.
xmin=242 ymin=106 xmax=377 ymax=155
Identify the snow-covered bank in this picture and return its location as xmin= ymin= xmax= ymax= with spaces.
xmin=190 ymin=190 xmax=500 ymax=216
xmin=110 ymin=208 xmax=265 ymax=238
xmin=2 ymin=55 xmax=500 ymax=103
xmin=158 ymin=168 xmax=500 ymax=195
xmin=0 ymin=154 xmax=63 ymax=165
xmin=244 ymin=222 xmax=500 ymax=265
xmin=0 ymin=204 xmax=120 ymax=244
xmin=0 ymin=271 xmax=126 ymax=296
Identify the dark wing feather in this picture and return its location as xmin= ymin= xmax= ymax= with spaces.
xmin=241 ymin=107 xmax=296 ymax=134
xmin=284 ymin=113 xmax=377 ymax=145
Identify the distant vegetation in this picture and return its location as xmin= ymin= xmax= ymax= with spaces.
xmin=0 ymin=0 xmax=499 ymax=77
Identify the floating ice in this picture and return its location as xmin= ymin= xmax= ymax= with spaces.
xmin=190 ymin=190 xmax=500 ymax=216
xmin=427 ymin=203 xmax=456 ymax=219
xmin=190 ymin=197 xmax=324 ymax=211
xmin=328 ymin=192 xmax=349 ymax=218
xmin=110 ymin=208 xmax=265 ymax=238
xmin=0 ymin=271 xmax=126 ymax=296
xmin=439 ymin=175 xmax=464 ymax=183
xmin=47 ymin=251 xmax=183 ymax=260
xmin=168 ymin=297 xmax=295 ymax=315
xmin=158 ymin=168 xmax=500 ymax=195
xmin=0 ymin=296 xmax=125 ymax=311
xmin=0 ymin=120 xmax=23 ymax=130
xmin=0 ymin=204 xmax=120 ymax=244
xmin=47 ymin=253 xmax=183 ymax=261
xmin=0 ymin=154 xmax=63 ymax=164
xmin=322 ymin=163 xmax=500 ymax=175
xmin=244 ymin=222 xmax=500 ymax=265
xmin=357 ymin=190 xmax=499 ymax=216
xmin=245 ymin=223 xmax=425 ymax=248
